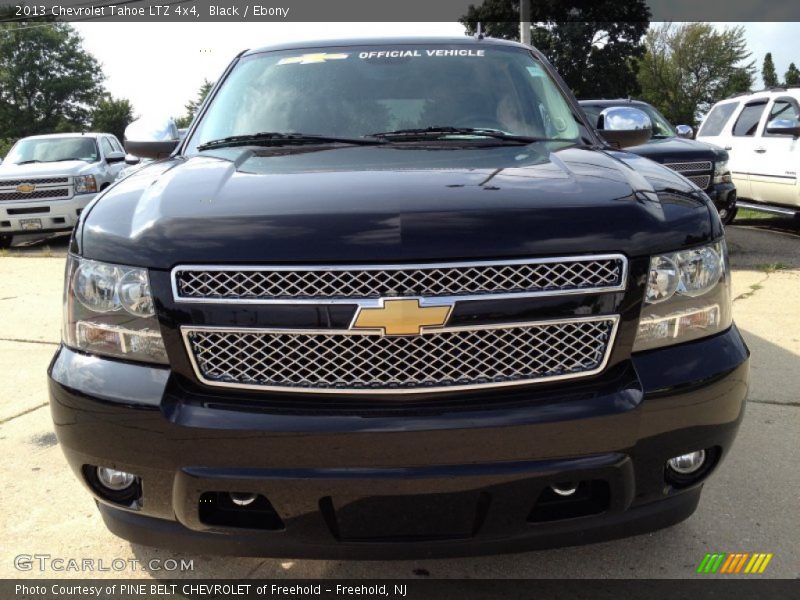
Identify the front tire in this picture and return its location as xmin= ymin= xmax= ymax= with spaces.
xmin=0 ymin=234 xmax=12 ymax=249
xmin=719 ymin=204 xmax=737 ymax=225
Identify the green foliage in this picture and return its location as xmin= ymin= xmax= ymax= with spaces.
xmin=175 ymin=79 xmax=215 ymax=128
xmin=0 ymin=137 xmax=16 ymax=159
xmin=785 ymin=62 xmax=800 ymax=86
xmin=91 ymin=96 xmax=135 ymax=141
xmin=461 ymin=0 xmax=650 ymax=99
xmin=762 ymin=52 xmax=779 ymax=88
xmin=0 ymin=20 xmax=106 ymax=138
xmin=638 ymin=23 xmax=755 ymax=127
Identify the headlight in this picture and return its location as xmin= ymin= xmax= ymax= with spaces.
xmin=713 ymin=160 xmax=731 ymax=184
xmin=63 ymin=256 xmax=168 ymax=364
xmin=634 ymin=240 xmax=732 ymax=352
xmin=74 ymin=175 xmax=97 ymax=194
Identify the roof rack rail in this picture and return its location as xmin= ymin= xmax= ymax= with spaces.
xmin=724 ymin=85 xmax=800 ymax=100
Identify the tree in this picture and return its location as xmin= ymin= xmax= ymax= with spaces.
xmin=175 ymin=79 xmax=214 ymax=128
xmin=0 ymin=21 xmax=106 ymax=138
xmin=460 ymin=0 xmax=650 ymax=99
xmin=762 ymin=52 xmax=779 ymax=88
xmin=638 ymin=23 xmax=755 ymax=127
xmin=91 ymin=96 xmax=135 ymax=142
xmin=786 ymin=63 xmax=800 ymax=86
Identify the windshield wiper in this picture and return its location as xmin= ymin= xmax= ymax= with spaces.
xmin=197 ymin=132 xmax=386 ymax=151
xmin=369 ymin=127 xmax=566 ymax=144
xmin=15 ymin=159 xmax=41 ymax=165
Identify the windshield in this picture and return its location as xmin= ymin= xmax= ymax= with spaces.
xmin=582 ymin=103 xmax=676 ymax=138
xmin=187 ymin=44 xmax=582 ymax=152
xmin=6 ymin=137 xmax=99 ymax=164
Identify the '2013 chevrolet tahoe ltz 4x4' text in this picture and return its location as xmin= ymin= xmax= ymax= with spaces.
xmin=48 ymin=37 xmax=749 ymax=558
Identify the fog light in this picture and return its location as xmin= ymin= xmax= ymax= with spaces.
xmin=230 ymin=492 xmax=258 ymax=507
xmin=667 ymin=450 xmax=706 ymax=475
xmin=96 ymin=466 xmax=136 ymax=491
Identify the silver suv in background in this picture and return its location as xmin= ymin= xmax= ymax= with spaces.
xmin=0 ymin=132 xmax=127 ymax=245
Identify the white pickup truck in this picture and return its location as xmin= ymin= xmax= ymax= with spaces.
xmin=0 ymin=132 xmax=128 ymax=245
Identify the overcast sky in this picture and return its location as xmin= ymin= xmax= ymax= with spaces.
xmin=71 ymin=21 xmax=800 ymax=120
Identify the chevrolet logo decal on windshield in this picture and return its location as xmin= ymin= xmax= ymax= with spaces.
xmin=16 ymin=183 xmax=35 ymax=193
xmin=277 ymin=53 xmax=349 ymax=65
xmin=351 ymin=298 xmax=452 ymax=336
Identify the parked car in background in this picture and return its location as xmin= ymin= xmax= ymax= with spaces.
xmin=697 ymin=88 xmax=800 ymax=218
xmin=581 ymin=99 xmax=738 ymax=224
xmin=0 ymin=132 xmax=126 ymax=246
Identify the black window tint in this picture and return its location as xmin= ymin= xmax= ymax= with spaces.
xmin=764 ymin=99 xmax=800 ymax=135
xmin=732 ymin=102 xmax=767 ymax=137
xmin=698 ymin=102 xmax=738 ymax=137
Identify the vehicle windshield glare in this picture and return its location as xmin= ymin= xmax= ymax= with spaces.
xmin=187 ymin=45 xmax=582 ymax=152
xmin=6 ymin=137 xmax=99 ymax=164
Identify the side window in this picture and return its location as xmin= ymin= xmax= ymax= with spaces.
xmin=698 ymin=102 xmax=739 ymax=137
xmin=101 ymin=137 xmax=115 ymax=156
xmin=763 ymin=98 xmax=800 ymax=136
xmin=732 ymin=102 xmax=767 ymax=137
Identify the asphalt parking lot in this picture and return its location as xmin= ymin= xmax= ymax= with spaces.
xmin=0 ymin=219 xmax=798 ymax=579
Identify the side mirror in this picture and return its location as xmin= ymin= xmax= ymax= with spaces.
xmin=124 ymin=154 xmax=141 ymax=166
xmin=596 ymin=106 xmax=653 ymax=149
xmin=766 ymin=118 xmax=800 ymax=137
xmin=675 ymin=124 xmax=694 ymax=139
xmin=105 ymin=150 xmax=126 ymax=164
xmin=124 ymin=117 xmax=180 ymax=159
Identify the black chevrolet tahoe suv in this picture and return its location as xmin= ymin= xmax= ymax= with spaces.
xmin=48 ymin=37 xmax=749 ymax=558
xmin=580 ymin=99 xmax=738 ymax=224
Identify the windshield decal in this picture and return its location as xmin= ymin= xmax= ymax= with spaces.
xmin=359 ymin=49 xmax=486 ymax=59
xmin=277 ymin=53 xmax=349 ymax=65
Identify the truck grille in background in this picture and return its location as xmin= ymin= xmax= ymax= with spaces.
xmin=684 ymin=174 xmax=711 ymax=189
xmin=0 ymin=188 xmax=70 ymax=201
xmin=663 ymin=161 xmax=712 ymax=173
xmin=182 ymin=317 xmax=619 ymax=394
xmin=663 ymin=161 xmax=713 ymax=190
xmin=0 ymin=177 xmax=69 ymax=186
xmin=172 ymin=256 xmax=627 ymax=302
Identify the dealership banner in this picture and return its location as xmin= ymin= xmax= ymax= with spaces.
xmin=3 ymin=0 xmax=800 ymax=22
xmin=4 ymin=579 xmax=800 ymax=599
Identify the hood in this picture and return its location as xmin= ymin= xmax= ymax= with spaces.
xmin=0 ymin=160 xmax=98 ymax=178
xmin=79 ymin=143 xmax=715 ymax=269
xmin=626 ymin=136 xmax=728 ymax=163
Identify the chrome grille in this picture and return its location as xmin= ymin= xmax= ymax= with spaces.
xmin=663 ymin=161 xmax=712 ymax=173
xmin=684 ymin=174 xmax=711 ymax=189
xmin=172 ymin=256 xmax=627 ymax=303
xmin=182 ymin=317 xmax=619 ymax=394
xmin=0 ymin=177 xmax=69 ymax=186
xmin=0 ymin=188 xmax=70 ymax=202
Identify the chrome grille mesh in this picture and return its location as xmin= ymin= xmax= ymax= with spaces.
xmin=684 ymin=174 xmax=711 ymax=189
xmin=0 ymin=188 xmax=70 ymax=202
xmin=183 ymin=318 xmax=618 ymax=393
xmin=0 ymin=177 xmax=69 ymax=186
xmin=663 ymin=161 xmax=712 ymax=173
xmin=173 ymin=257 xmax=625 ymax=302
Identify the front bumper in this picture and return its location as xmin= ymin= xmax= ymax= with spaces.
xmin=1 ymin=194 xmax=96 ymax=234
xmin=49 ymin=326 xmax=749 ymax=558
xmin=707 ymin=182 xmax=737 ymax=214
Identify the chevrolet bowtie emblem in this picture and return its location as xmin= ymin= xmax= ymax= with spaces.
xmin=351 ymin=298 xmax=452 ymax=336
xmin=16 ymin=183 xmax=35 ymax=193
xmin=277 ymin=53 xmax=349 ymax=65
